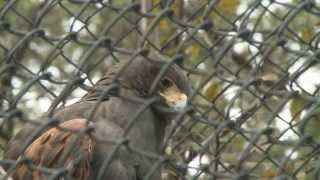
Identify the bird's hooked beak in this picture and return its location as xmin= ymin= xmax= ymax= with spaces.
xmin=159 ymin=84 xmax=188 ymax=112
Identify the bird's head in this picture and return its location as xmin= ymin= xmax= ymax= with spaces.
xmin=119 ymin=56 xmax=191 ymax=112
xmin=87 ymin=55 xmax=191 ymax=112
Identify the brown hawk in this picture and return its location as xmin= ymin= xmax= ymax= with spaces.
xmin=4 ymin=55 xmax=191 ymax=180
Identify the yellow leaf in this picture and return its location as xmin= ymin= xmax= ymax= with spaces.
xmin=186 ymin=45 xmax=201 ymax=60
xmin=204 ymin=81 xmax=221 ymax=101
xmin=159 ymin=19 xmax=170 ymax=29
xmin=261 ymin=168 xmax=278 ymax=179
xmin=163 ymin=169 xmax=179 ymax=180
xmin=217 ymin=0 xmax=240 ymax=16
xmin=191 ymin=46 xmax=200 ymax=57
xmin=290 ymin=97 xmax=306 ymax=121
xmin=301 ymin=28 xmax=314 ymax=43
xmin=167 ymin=169 xmax=177 ymax=177
xmin=261 ymin=162 xmax=295 ymax=179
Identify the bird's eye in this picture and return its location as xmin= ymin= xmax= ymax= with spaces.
xmin=160 ymin=78 xmax=172 ymax=89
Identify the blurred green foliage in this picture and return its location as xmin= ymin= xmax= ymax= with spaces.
xmin=1 ymin=0 xmax=320 ymax=179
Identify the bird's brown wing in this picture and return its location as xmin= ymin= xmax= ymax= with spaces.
xmin=12 ymin=118 xmax=95 ymax=180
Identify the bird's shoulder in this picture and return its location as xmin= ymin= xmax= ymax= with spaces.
xmin=13 ymin=118 xmax=95 ymax=180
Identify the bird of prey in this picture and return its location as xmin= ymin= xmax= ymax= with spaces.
xmin=4 ymin=55 xmax=191 ymax=180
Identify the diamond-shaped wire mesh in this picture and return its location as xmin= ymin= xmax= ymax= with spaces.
xmin=1 ymin=0 xmax=320 ymax=179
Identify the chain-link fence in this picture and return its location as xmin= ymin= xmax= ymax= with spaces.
xmin=1 ymin=0 xmax=320 ymax=179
